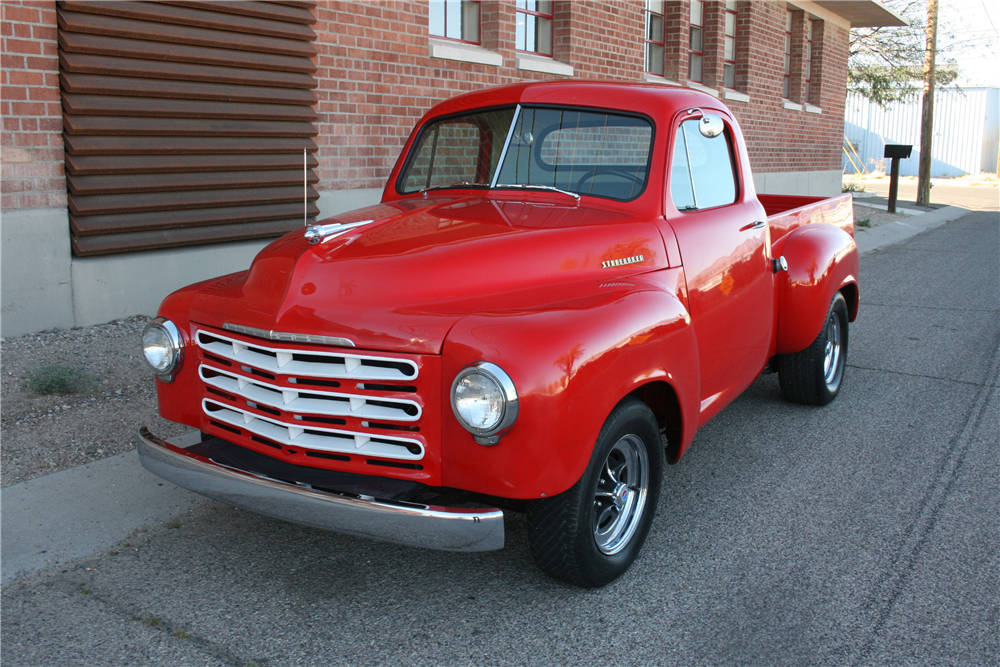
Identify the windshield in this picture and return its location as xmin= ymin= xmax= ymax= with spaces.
xmin=398 ymin=105 xmax=653 ymax=201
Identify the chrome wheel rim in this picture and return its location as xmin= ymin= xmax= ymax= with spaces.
xmin=823 ymin=312 xmax=842 ymax=385
xmin=593 ymin=434 xmax=649 ymax=555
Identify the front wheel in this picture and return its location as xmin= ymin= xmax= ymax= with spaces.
xmin=778 ymin=292 xmax=849 ymax=405
xmin=527 ymin=397 xmax=664 ymax=587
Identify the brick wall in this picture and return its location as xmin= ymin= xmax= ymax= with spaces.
xmin=723 ymin=1 xmax=847 ymax=175
xmin=662 ymin=1 xmax=690 ymax=82
xmin=311 ymin=1 xmax=652 ymax=193
xmin=311 ymin=0 xmax=848 ymax=194
xmin=1 ymin=0 xmax=850 ymax=214
xmin=701 ymin=1 xmax=726 ymax=91
xmin=0 ymin=0 xmax=64 ymax=211
xmin=556 ymin=2 xmax=644 ymax=78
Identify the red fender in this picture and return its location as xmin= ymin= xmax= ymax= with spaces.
xmin=772 ymin=224 xmax=860 ymax=354
xmin=439 ymin=269 xmax=700 ymax=500
xmin=153 ymin=276 xmax=232 ymax=427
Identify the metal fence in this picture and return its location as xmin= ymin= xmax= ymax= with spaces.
xmin=843 ymin=87 xmax=999 ymax=176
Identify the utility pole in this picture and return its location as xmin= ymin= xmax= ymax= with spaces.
xmin=917 ymin=0 xmax=938 ymax=206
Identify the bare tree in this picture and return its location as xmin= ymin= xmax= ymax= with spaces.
xmin=849 ymin=0 xmax=958 ymax=107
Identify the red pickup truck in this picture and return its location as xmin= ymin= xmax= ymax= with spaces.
xmin=138 ymin=81 xmax=858 ymax=587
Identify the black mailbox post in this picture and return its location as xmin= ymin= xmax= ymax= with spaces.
xmin=884 ymin=144 xmax=912 ymax=213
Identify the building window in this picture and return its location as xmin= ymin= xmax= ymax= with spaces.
xmin=516 ymin=1 xmax=553 ymax=56
xmin=804 ymin=17 xmax=813 ymax=102
xmin=645 ymin=1 xmax=665 ymax=76
xmin=688 ymin=0 xmax=704 ymax=82
xmin=429 ymin=0 xmax=480 ymax=44
xmin=782 ymin=9 xmax=792 ymax=98
xmin=723 ymin=0 xmax=737 ymax=88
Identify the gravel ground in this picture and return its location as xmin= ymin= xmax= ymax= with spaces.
xmin=852 ymin=203 xmax=908 ymax=228
xmin=1 ymin=316 xmax=191 ymax=488
xmin=0 ymin=205 xmax=906 ymax=489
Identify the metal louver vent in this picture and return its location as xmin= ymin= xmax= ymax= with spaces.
xmin=58 ymin=0 xmax=320 ymax=256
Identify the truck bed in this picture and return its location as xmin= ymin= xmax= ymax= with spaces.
xmin=760 ymin=193 xmax=854 ymax=245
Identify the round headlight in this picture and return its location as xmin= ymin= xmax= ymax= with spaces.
xmin=142 ymin=318 xmax=184 ymax=378
xmin=454 ymin=372 xmax=506 ymax=431
xmin=451 ymin=362 xmax=518 ymax=444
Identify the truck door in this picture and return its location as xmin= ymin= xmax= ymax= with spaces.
xmin=665 ymin=115 xmax=773 ymax=424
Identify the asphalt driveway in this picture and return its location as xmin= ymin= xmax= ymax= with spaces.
xmin=2 ymin=209 xmax=997 ymax=667
xmin=854 ymin=177 xmax=999 ymax=212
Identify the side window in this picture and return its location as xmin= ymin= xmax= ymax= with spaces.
xmin=669 ymin=118 xmax=737 ymax=211
xmin=670 ymin=129 xmax=696 ymax=210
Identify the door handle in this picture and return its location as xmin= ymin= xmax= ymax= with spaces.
xmin=740 ymin=220 xmax=766 ymax=232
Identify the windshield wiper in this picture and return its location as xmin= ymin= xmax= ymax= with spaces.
xmin=419 ymin=182 xmax=489 ymax=195
xmin=419 ymin=181 xmax=581 ymax=202
xmin=492 ymin=183 xmax=581 ymax=201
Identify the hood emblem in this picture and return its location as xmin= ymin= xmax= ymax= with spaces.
xmin=305 ymin=219 xmax=374 ymax=245
xmin=602 ymin=254 xmax=644 ymax=269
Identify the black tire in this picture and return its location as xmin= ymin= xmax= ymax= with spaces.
xmin=778 ymin=292 xmax=849 ymax=406
xmin=527 ymin=397 xmax=664 ymax=587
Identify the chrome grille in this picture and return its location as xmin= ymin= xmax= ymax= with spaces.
xmin=196 ymin=331 xmax=418 ymax=381
xmin=199 ymin=366 xmax=421 ymax=421
xmin=195 ymin=327 xmax=426 ymax=464
xmin=203 ymin=400 xmax=423 ymax=460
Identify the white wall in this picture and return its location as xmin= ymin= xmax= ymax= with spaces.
xmin=844 ymin=87 xmax=1000 ymax=177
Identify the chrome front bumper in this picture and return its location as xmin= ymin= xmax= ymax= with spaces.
xmin=136 ymin=428 xmax=504 ymax=552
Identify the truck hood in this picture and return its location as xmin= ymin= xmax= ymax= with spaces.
xmin=188 ymin=195 xmax=668 ymax=354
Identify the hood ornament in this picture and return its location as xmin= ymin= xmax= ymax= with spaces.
xmin=304 ymin=219 xmax=375 ymax=245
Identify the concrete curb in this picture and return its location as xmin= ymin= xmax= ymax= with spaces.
xmin=855 ymin=205 xmax=968 ymax=255
xmin=1 ymin=443 xmax=204 ymax=587
xmin=0 ymin=203 xmax=973 ymax=588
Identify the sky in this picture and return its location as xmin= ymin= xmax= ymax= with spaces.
xmin=936 ymin=0 xmax=999 ymax=86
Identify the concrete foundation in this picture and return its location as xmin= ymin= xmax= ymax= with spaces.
xmin=753 ymin=169 xmax=842 ymax=197
xmin=317 ymin=187 xmax=384 ymax=219
xmin=68 ymin=239 xmax=273 ymax=330
xmin=2 ymin=178 xmax=847 ymax=337
xmin=1 ymin=188 xmax=384 ymax=338
xmin=1 ymin=207 xmax=75 ymax=336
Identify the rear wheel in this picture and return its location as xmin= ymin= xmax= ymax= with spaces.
xmin=778 ymin=292 xmax=849 ymax=405
xmin=527 ymin=397 xmax=664 ymax=587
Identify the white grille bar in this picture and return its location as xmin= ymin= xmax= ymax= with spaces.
xmin=196 ymin=330 xmax=418 ymax=381
xmin=203 ymin=400 xmax=424 ymax=461
xmin=199 ymin=365 xmax=420 ymax=422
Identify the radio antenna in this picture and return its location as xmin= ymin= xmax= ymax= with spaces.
xmin=303 ymin=148 xmax=308 ymax=227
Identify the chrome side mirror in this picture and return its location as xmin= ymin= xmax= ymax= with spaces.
xmin=699 ymin=114 xmax=724 ymax=138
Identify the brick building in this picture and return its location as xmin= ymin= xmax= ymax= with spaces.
xmin=0 ymin=0 xmax=904 ymax=336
